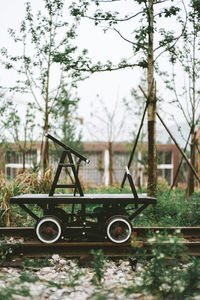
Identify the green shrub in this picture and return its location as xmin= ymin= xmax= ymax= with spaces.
xmin=125 ymin=231 xmax=200 ymax=299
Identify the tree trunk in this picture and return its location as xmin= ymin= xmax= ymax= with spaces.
xmin=188 ymin=127 xmax=195 ymax=195
xmin=188 ymin=25 xmax=197 ymax=196
xmin=147 ymin=0 xmax=157 ymax=197
xmin=108 ymin=141 xmax=113 ymax=186
xmin=22 ymin=151 xmax=26 ymax=172
xmin=43 ymin=112 xmax=49 ymax=171
xmin=42 ymin=15 xmax=53 ymax=172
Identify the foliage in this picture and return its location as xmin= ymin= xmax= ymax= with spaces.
xmin=91 ymin=249 xmax=107 ymax=286
xmin=86 ymin=185 xmax=200 ymax=227
xmin=140 ymin=231 xmax=188 ymax=296
xmin=0 ymin=237 xmax=21 ymax=261
xmin=19 ymin=271 xmax=38 ymax=283
xmin=45 ymin=268 xmax=85 ymax=288
xmin=90 ymin=289 xmax=111 ymax=300
xmin=0 ymin=173 xmax=21 ymax=226
xmin=67 ymin=0 xmax=185 ymax=72
xmin=86 ymin=184 xmax=131 ymax=194
xmin=0 ymin=101 xmax=36 ymax=171
xmin=15 ymin=168 xmax=53 ymax=194
xmin=133 ymin=189 xmax=200 ymax=227
xmin=24 ymin=257 xmax=53 ymax=268
xmin=0 ymin=0 xmax=87 ymax=168
xmin=50 ymin=88 xmax=83 ymax=166
xmin=65 ymin=0 xmax=187 ymax=196
xmin=182 ymin=256 xmax=200 ymax=297
xmin=0 ymin=284 xmax=30 ymax=300
xmin=125 ymin=231 xmax=200 ymax=299
xmin=0 ymin=169 xmax=53 ymax=226
xmin=160 ymin=1 xmax=200 ymax=195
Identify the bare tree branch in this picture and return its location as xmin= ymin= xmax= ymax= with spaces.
xmin=113 ymin=28 xmax=148 ymax=50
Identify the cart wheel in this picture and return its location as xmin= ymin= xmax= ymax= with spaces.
xmin=106 ymin=216 xmax=132 ymax=244
xmin=36 ymin=216 xmax=62 ymax=244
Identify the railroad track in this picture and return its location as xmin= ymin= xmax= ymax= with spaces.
xmin=0 ymin=227 xmax=199 ymax=259
xmin=0 ymin=226 xmax=200 ymax=239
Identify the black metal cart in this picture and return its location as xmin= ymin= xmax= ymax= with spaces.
xmin=10 ymin=134 xmax=156 ymax=244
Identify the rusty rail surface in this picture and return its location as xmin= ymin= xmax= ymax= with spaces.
xmin=13 ymin=240 xmax=200 ymax=258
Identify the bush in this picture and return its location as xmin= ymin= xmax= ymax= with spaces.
xmin=126 ymin=231 xmax=200 ymax=299
xmin=133 ymin=189 xmax=200 ymax=227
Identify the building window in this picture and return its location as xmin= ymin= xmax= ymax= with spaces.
xmin=79 ymin=152 xmax=104 ymax=185
xmin=6 ymin=167 xmax=18 ymax=179
xmin=25 ymin=150 xmax=37 ymax=164
xmin=113 ymin=152 xmax=133 ymax=183
xmin=158 ymin=151 xmax=172 ymax=164
xmin=6 ymin=150 xmax=37 ymax=165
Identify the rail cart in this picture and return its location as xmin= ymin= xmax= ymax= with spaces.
xmin=10 ymin=134 xmax=156 ymax=244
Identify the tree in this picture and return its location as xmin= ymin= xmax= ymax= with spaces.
xmin=57 ymin=0 xmax=186 ymax=196
xmin=163 ymin=0 xmax=200 ymax=195
xmin=51 ymin=88 xmax=83 ymax=152
xmin=0 ymin=0 xmax=88 ymax=170
xmin=50 ymin=87 xmax=83 ymax=184
xmin=0 ymin=101 xmax=36 ymax=172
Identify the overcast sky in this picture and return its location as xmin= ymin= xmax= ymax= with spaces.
xmin=0 ymin=0 xmax=189 ymax=143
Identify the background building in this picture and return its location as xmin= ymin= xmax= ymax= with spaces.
xmin=0 ymin=141 xmax=181 ymax=187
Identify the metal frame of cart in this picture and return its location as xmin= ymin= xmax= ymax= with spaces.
xmin=10 ymin=133 xmax=156 ymax=244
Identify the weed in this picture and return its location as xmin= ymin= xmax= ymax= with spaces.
xmin=67 ymin=268 xmax=85 ymax=287
xmin=0 ymin=237 xmax=21 ymax=261
xmin=0 ymin=284 xmax=30 ymax=300
xmin=46 ymin=279 xmax=66 ymax=289
xmin=125 ymin=231 xmax=200 ymax=299
xmin=19 ymin=270 xmax=38 ymax=283
xmin=90 ymin=289 xmax=111 ymax=300
xmin=140 ymin=231 xmax=187 ymax=297
xmin=91 ymin=249 xmax=107 ymax=286
xmin=181 ymin=257 xmax=200 ymax=298
xmin=45 ymin=268 xmax=85 ymax=288
xmin=24 ymin=257 xmax=53 ymax=268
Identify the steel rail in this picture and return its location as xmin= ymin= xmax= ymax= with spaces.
xmin=0 ymin=226 xmax=199 ymax=238
xmin=7 ymin=240 xmax=200 ymax=258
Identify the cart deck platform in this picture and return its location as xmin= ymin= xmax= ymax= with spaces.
xmin=10 ymin=193 xmax=156 ymax=205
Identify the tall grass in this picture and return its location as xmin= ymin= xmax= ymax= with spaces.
xmin=0 ymin=169 xmax=53 ymax=226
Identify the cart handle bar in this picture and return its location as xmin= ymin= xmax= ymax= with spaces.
xmin=45 ymin=133 xmax=90 ymax=163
